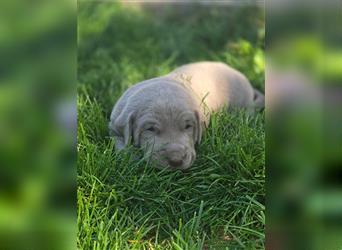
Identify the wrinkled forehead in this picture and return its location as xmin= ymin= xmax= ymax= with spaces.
xmin=137 ymin=104 xmax=195 ymax=127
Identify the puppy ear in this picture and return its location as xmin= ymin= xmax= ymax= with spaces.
xmin=109 ymin=110 xmax=135 ymax=150
xmin=194 ymin=110 xmax=202 ymax=145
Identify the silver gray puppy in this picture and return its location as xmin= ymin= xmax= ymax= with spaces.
xmin=109 ymin=61 xmax=264 ymax=170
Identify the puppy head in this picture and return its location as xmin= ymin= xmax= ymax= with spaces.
xmin=136 ymin=106 xmax=202 ymax=170
xmin=111 ymin=103 xmax=202 ymax=170
xmin=110 ymin=80 xmax=204 ymax=170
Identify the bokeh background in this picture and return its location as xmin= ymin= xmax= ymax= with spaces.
xmin=0 ymin=0 xmax=76 ymax=249
xmin=267 ymin=1 xmax=342 ymax=249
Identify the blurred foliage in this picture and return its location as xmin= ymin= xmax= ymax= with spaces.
xmin=0 ymin=0 xmax=76 ymax=250
xmin=267 ymin=2 xmax=342 ymax=250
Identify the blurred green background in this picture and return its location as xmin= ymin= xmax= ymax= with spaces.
xmin=0 ymin=0 xmax=76 ymax=249
xmin=267 ymin=2 xmax=342 ymax=249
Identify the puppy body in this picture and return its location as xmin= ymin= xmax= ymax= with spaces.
xmin=168 ymin=62 xmax=255 ymax=115
xmin=109 ymin=62 xmax=263 ymax=169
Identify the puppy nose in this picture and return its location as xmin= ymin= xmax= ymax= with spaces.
xmin=168 ymin=159 xmax=183 ymax=167
xmin=163 ymin=144 xmax=186 ymax=167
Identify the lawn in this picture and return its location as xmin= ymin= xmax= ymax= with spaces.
xmin=77 ymin=2 xmax=265 ymax=249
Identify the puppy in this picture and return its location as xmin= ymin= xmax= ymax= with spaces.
xmin=109 ymin=62 xmax=264 ymax=170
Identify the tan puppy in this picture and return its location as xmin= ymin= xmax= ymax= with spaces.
xmin=109 ymin=62 xmax=264 ymax=170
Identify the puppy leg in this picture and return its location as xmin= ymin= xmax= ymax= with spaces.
xmin=253 ymin=88 xmax=265 ymax=109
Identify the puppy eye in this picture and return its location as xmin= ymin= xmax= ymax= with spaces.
xmin=185 ymin=124 xmax=192 ymax=129
xmin=146 ymin=127 xmax=156 ymax=132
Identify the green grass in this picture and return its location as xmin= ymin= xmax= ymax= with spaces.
xmin=78 ymin=3 xmax=265 ymax=249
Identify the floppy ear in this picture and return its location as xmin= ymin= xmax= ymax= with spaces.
xmin=194 ymin=110 xmax=202 ymax=145
xmin=109 ymin=110 xmax=135 ymax=150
